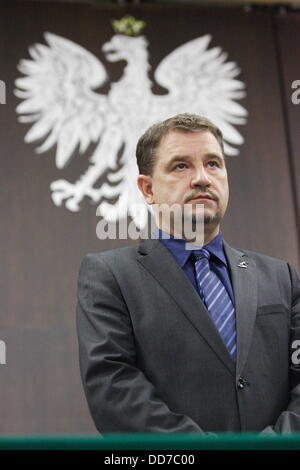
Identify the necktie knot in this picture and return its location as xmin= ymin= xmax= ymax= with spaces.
xmin=193 ymin=248 xmax=210 ymax=261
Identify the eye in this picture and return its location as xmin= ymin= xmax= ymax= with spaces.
xmin=174 ymin=163 xmax=188 ymax=170
xmin=207 ymin=160 xmax=219 ymax=168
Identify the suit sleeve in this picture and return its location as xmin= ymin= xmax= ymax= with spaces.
xmin=76 ymin=253 xmax=213 ymax=434
xmin=260 ymin=263 xmax=300 ymax=434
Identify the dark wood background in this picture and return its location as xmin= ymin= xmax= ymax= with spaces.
xmin=0 ymin=1 xmax=299 ymax=433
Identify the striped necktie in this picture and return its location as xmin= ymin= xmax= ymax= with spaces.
xmin=193 ymin=248 xmax=237 ymax=361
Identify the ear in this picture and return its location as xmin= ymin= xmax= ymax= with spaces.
xmin=137 ymin=174 xmax=155 ymax=204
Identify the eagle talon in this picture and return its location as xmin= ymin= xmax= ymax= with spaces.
xmin=50 ymin=179 xmax=85 ymax=211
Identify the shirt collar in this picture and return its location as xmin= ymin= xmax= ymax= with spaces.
xmin=156 ymin=227 xmax=227 ymax=268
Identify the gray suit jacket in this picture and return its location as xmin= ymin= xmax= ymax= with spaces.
xmin=76 ymin=238 xmax=300 ymax=433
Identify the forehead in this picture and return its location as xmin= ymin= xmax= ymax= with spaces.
xmin=156 ymin=130 xmax=223 ymax=160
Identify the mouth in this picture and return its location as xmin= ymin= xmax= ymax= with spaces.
xmin=189 ymin=195 xmax=216 ymax=202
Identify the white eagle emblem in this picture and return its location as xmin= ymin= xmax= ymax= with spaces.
xmin=14 ymin=28 xmax=247 ymax=229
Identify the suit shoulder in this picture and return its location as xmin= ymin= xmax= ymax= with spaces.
xmin=81 ymin=245 xmax=138 ymax=268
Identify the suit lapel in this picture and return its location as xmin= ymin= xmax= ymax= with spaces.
xmin=137 ymin=238 xmax=236 ymax=376
xmin=223 ymin=241 xmax=258 ymax=378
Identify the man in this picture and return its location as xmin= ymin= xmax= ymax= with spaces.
xmin=76 ymin=113 xmax=300 ymax=434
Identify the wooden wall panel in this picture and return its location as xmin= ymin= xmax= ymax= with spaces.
xmin=276 ymin=13 xmax=300 ymax=266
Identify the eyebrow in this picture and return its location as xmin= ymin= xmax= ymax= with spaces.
xmin=166 ymin=153 xmax=224 ymax=169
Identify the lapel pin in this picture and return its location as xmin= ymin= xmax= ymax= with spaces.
xmin=237 ymin=260 xmax=248 ymax=268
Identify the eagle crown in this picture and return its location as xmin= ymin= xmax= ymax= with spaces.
xmin=111 ymin=15 xmax=146 ymax=37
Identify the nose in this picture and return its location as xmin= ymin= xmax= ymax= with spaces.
xmin=190 ymin=166 xmax=211 ymax=189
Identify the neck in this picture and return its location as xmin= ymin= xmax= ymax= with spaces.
xmin=203 ymin=225 xmax=220 ymax=245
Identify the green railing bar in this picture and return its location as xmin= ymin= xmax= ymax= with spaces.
xmin=1 ymin=433 xmax=300 ymax=450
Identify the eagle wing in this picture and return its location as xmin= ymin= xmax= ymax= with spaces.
xmin=14 ymin=32 xmax=110 ymax=168
xmin=151 ymin=35 xmax=247 ymax=155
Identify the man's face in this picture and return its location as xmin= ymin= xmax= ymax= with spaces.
xmin=138 ymin=130 xmax=229 ymax=237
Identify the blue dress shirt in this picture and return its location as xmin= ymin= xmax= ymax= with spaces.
xmin=157 ymin=228 xmax=235 ymax=306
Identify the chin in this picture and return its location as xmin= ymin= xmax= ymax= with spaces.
xmin=192 ymin=209 xmax=214 ymax=220
xmin=204 ymin=213 xmax=221 ymax=226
